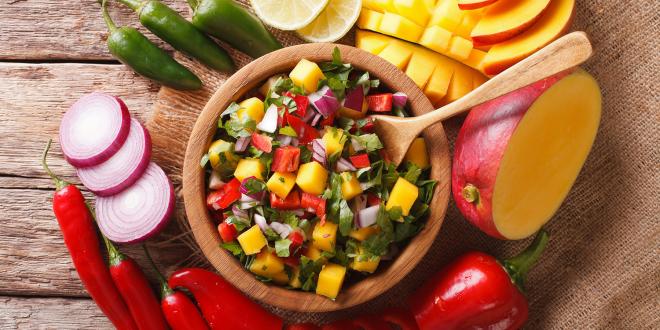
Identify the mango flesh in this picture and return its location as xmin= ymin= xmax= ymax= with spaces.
xmin=296 ymin=161 xmax=328 ymax=195
xmin=316 ymin=263 xmax=347 ymax=299
xmin=452 ymin=70 xmax=601 ymax=240
xmin=404 ymin=137 xmax=430 ymax=169
xmin=234 ymin=158 xmax=265 ymax=182
xmin=290 ymin=59 xmax=325 ymax=94
xmin=237 ymin=225 xmax=268 ymax=255
xmin=471 ymin=0 xmax=551 ymax=45
xmin=386 ymin=177 xmax=419 ymax=219
xmin=340 ymin=172 xmax=363 ymax=200
xmin=266 ymin=172 xmax=296 ymax=199
xmin=237 ymin=97 xmax=265 ymax=123
xmin=312 ymin=222 xmax=338 ymax=252
xmin=249 ymin=251 xmax=285 ymax=277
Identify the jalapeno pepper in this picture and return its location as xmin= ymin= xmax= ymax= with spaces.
xmin=187 ymin=0 xmax=282 ymax=58
xmin=101 ymin=0 xmax=202 ymax=90
xmin=118 ymin=0 xmax=235 ymax=72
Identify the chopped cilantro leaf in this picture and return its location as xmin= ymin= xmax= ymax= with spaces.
xmin=279 ymin=126 xmax=298 ymax=137
xmin=275 ymin=239 xmax=292 ymax=257
xmin=220 ymin=241 xmax=244 ymax=256
xmin=353 ymin=133 xmax=383 ymax=152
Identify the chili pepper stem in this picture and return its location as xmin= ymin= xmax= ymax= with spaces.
xmin=101 ymin=233 xmax=126 ymax=267
xmin=117 ymin=0 xmax=143 ymax=12
xmin=101 ymin=0 xmax=117 ymax=31
xmin=143 ymin=244 xmax=174 ymax=297
xmin=502 ymin=229 xmax=549 ymax=291
xmin=41 ymin=139 xmax=68 ymax=191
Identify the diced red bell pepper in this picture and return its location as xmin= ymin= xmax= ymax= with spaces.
xmin=319 ymin=112 xmax=336 ymax=128
xmin=272 ymin=146 xmax=301 ymax=173
xmin=277 ymin=106 xmax=286 ymax=127
xmin=251 ymin=132 xmax=273 ymax=153
xmin=270 ymin=190 xmax=301 ymax=210
xmin=284 ymin=91 xmax=309 ymax=118
xmin=217 ymin=222 xmax=237 ymax=243
xmin=350 ymin=117 xmax=375 ymax=134
xmin=349 ymin=154 xmax=370 ymax=168
xmin=366 ymin=193 xmax=381 ymax=207
xmin=300 ymin=192 xmax=326 ymax=218
xmin=206 ymin=178 xmax=241 ymax=211
xmin=366 ymin=93 xmax=393 ymax=113
xmin=288 ymin=231 xmax=304 ymax=255
xmin=286 ymin=113 xmax=320 ymax=145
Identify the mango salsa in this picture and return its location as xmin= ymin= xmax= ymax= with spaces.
xmin=249 ymin=250 xmax=285 ymax=277
xmin=266 ymin=172 xmax=297 ymax=199
xmin=321 ymin=129 xmax=346 ymax=156
xmin=312 ymin=222 xmax=338 ymax=252
xmin=296 ymin=161 xmax=328 ymax=195
xmin=340 ymin=172 xmax=363 ymax=200
xmin=271 ymin=271 xmax=290 ymax=285
xmin=234 ymin=158 xmax=265 ymax=182
xmin=386 ymin=177 xmax=419 ymax=220
xmin=316 ymin=263 xmax=347 ymax=299
xmin=237 ymin=225 xmax=267 ymax=255
xmin=404 ymin=137 xmax=430 ymax=169
xmin=289 ymin=59 xmax=325 ymax=94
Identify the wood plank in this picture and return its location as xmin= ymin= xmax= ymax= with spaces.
xmin=0 ymin=296 xmax=111 ymax=329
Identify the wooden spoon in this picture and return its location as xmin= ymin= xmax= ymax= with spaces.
xmin=373 ymin=31 xmax=593 ymax=166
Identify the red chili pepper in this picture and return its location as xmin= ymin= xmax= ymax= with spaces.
xmin=409 ymin=230 xmax=549 ymax=330
xmin=168 ymin=268 xmax=283 ymax=330
xmin=286 ymin=113 xmax=320 ymax=144
xmin=104 ymin=239 xmax=168 ymax=330
xmin=349 ymin=154 xmax=370 ymax=168
xmin=286 ymin=324 xmax=320 ymax=330
xmin=270 ymin=190 xmax=301 ymax=210
xmin=284 ymin=91 xmax=309 ymax=118
xmin=143 ymin=246 xmax=209 ymax=330
xmin=206 ymin=178 xmax=241 ymax=210
xmin=300 ymin=192 xmax=326 ymax=218
xmin=321 ymin=319 xmax=358 ymax=330
xmin=41 ymin=141 xmax=138 ymax=330
xmin=381 ymin=308 xmax=419 ymax=330
xmin=218 ymin=222 xmax=238 ymax=242
xmin=272 ymin=146 xmax=301 ymax=172
xmin=366 ymin=93 xmax=393 ymax=113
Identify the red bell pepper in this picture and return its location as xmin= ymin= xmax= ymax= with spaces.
xmin=169 ymin=268 xmax=282 ymax=330
xmin=251 ymin=132 xmax=273 ymax=153
xmin=409 ymin=230 xmax=549 ymax=330
xmin=284 ymin=91 xmax=309 ymax=118
xmin=286 ymin=113 xmax=319 ymax=144
xmin=349 ymin=154 xmax=370 ymax=168
xmin=366 ymin=193 xmax=381 ymax=207
xmin=272 ymin=146 xmax=301 ymax=172
xmin=319 ymin=112 xmax=336 ymax=127
xmin=42 ymin=141 xmax=138 ymax=330
xmin=217 ymin=222 xmax=237 ymax=242
xmin=206 ymin=178 xmax=241 ymax=210
xmin=270 ymin=190 xmax=301 ymax=210
xmin=349 ymin=117 xmax=375 ymax=134
xmin=288 ymin=231 xmax=304 ymax=255
xmin=366 ymin=93 xmax=393 ymax=113
xmin=300 ymin=192 xmax=326 ymax=218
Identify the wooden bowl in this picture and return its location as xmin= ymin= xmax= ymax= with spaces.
xmin=182 ymin=43 xmax=451 ymax=312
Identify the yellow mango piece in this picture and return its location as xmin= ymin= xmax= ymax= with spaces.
xmin=455 ymin=10 xmax=483 ymax=39
xmin=312 ymin=222 xmax=338 ymax=252
xmin=357 ymin=9 xmax=384 ymax=31
xmin=340 ymin=172 xmax=363 ymax=200
xmin=355 ymin=29 xmax=391 ymax=55
xmin=289 ymin=267 xmax=302 ymax=288
xmin=349 ymin=225 xmax=380 ymax=241
xmin=266 ymin=172 xmax=297 ymax=199
xmin=404 ymin=137 xmax=430 ymax=169
xmin=363 ymin=0 xmax=396 ymax=12
xmin=321 ymin=129 xmax=346 ymax=156
xmin=234 ymin=158 xmax=264 ymax=182
xmin=448 ymin=36 xmax=473 ymax=61
xmin=208 ymin=139 xmax=239 ymax=171
xmin=316 ymin=263 xmax=347 ymax=299
xmin=386 ymin=177 xmax=419 ymax=219
xmin=237 ymin=225 xmax=267 ymax=255
xmin=464 ymin=49 xmax=487 ymax=72
xmin=271 ymin=271 xmax=290 ymax=285
xmin=424 ymin=65 xmax=454 ymax=105
xmin=405 ymin=49 xmax=437 ymax=89
xmin=377 ymin=40 xmax=413 ymax=69
xmin=393 ymin=0 xmax=431 ymax=26
xmin=338 ymin=100 xmax=368 ymax=119
xmin=430 ymin=0 xmax=464 ymax=31
xmin=296 ymin=162 xmax=328 ymax=195
xmin=441 ymin=65 xmax=474 ymax=104
xmin=473 ymin=71 xmax=488 ymax=89
xmin=290 ymin=59 xmax=326 ymax=94
xmin=249 ymin=250 xmax=285 ymax=277
xmin=259 ymin=74 xmax=285 ymax=96
xmin=379 ymin=12 xmax=424 ymax=43
xmin=419 ymin=25 xmax=452 ymax=53
xmin=237 ymin=97 xmax=265 ymax=123
xmin=304 ymin=244 xmax=326 ymax=261
xmin=350 ymin=248 xmax=381 ymax=273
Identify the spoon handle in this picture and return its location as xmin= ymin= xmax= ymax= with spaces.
xmin=415 ymin=31 xmax=593 ymax=125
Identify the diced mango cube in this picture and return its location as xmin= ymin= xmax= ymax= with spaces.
xmin=349 ymin=225 xmax=380 ymax=241
xmin=304 ymin=245 xmax=326 ymax=261
xmin=340 ymin=172 xmax=363 ymax=200
xmin=258 ymin=74 xmax=286 ymax=96
xmin=455 ymin=11 xmax=482 ymax=40
xmin=430 ymin=0 xmax=465 ymax=31
xmin=393 ymin=0 xmax=431 ymax=26
xmin=464 ymin=49 xmax=487 ymax=72
xmin=266 ymin=172 xmax=297 ymax=199
xmin=290 ymin=59 xmax=325 ymax=94
xmin=405 ymin=49 xmax=437 ymax=89
xmin=249 ymin=250 xmax=285 ymax=277
xmin=338 ymin=101 xmax=368 ymax=119
xmin=321 ymin=129 xmax=346 ymax=156
xmin=448 ymin=36 xmax=473 ymax=61
xmin=378 ymin=41 xmax=413 ymax=69
xmin=423 ymin=0 xmax=436 ymax=9
xmin=312 ymin=222 xmax=338 ymax=252
xmin=404 ymin=137 xmax=430 ymax=169
xmin=355 ymin=30 xmax=390 ymax=55
xmin=296 ymin=162 xmax=328 ymax=195
xmin=379 ymin=12 xmax=424 ymax=43
xmin=237 ymin=97 xmax=265 ymax=123
xmin=441 ymin=65 xmax=474 ymax=104
xmin=289 ymin=267 xmax=302 ymax=288
xmin=350 ymin=248 xmax=381 ymax=273
xmin=271 ymin=271 xmax=290 ymax=285
xmin=424 ymin=65 xmax=454 ymax=105
xmin=419 ymin=26 xmax=453 ymax=53
xmin=357 ymin=9 xmax=384 ymax=31
xmin=208 ymin=139 xmax=239 ymax=172
xmin=473 ymin=72 xmax=488 ymax=89
xmin=363 ymin=0 xmax=396 ymax=12
xmin=234 ymin=158 xmax=265 ymax=182
xmin=386 ymin=177 xmax=419 ymax=220
xmin=237 ymin=225 xmax=267 ymax=255
xmin=316 ymin=263 xmax=347 ymax=299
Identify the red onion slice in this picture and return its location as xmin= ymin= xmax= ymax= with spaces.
xmin=96 ymin=162 xmax=174 ymax=244
xmin=256 ymin=104 xmax=278 ymax=133
xmin=309 ymin=86 xmax=340 ymax=117
xmin=254 ymin=214 xmax=269 ymax=232
xmin=270 ymin=222 xmax=292 ymax=239
xmin=209 ymin=171 xmax=225 ymax=190
xmin=392 ymin=92 xmax=408 ymax=108
xmin=343 ymin=87 xmax=365 ymax=112
xmin=336 ymin=158 xmax=357 ymax=172
xmin=235 ymin=136 xmax=251 ymax=152
xmin=312 ymin=139 xmax=326 ymax=166
xmin=76 ymin=118 xmax=151 ymax=197
xmin=60 ymin=92 xmax=130 ymax=167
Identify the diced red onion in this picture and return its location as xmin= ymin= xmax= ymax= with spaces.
xmin=392 ymin=92 xmax=408 ymax=108
xmin=311 ymin=113 xmax=322 ymax=127
xmin=351 ymin=137 xmax=365 ymax=152
xmin=77 ymin=118 xmax=151 ymax=197
xmin=343 ymin=87 xmax=364 ymax=112
xmin=254 ymin=214 xmax=269 ymax=232
xmin=309 ymin=86 xmax=340 ymax=118
xmin=357 ymin=205 xmax=380 ymax=228
xmin=352 ymin=194 xmax=367 ymax=225
xmin=270 ymin=222 xmax=292 ymax=239
xmin=256 ymin=104 xmax=278 ymax=133
xmin=59 ymin=92 xmax=130 ymax=167
xmin=336 ymin=158 xmax=357 ymax=172
xmin=231 ymin=204 xmax=248 ymax=220
xmin=235 ymin=136 xmax=251 ymax=152
xmin=240 ymin=177 xmax=266 ymax=201
xmin=277 ymin=135 xmax=292 ymax=146
xmin=312 ymin=139 xmax=326 ymax=166
xmin=96 ymin=162 xmax=173 ymax=244
xmin=209 ymin=171 xmax=225 ymax=190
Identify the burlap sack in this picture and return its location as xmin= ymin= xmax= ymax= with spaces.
xmin=146 ymin=0 xmax=660 ymax=328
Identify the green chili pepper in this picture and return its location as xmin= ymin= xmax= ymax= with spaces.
xmin=101 ymin=0 xmax=202 ymax=90
xmin=187 ymin=0 xmax=282 ymax=58
xmin=118 ymin=0 xmax=235 ymax=73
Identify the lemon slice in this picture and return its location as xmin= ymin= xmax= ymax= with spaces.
xmin=297 ymin=0 xmax=363 ymax=43
xmin=251 ymin=0 xmax=330 ymax=31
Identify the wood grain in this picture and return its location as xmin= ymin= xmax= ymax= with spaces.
xmin=0 ymin=296 xmax=111 ymax=329
xmin=181 ymin=43 xmax=452 ymax=312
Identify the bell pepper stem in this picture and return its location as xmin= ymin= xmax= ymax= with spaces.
xmin=143 ymin=244 xmax=174 ymax=298
xmin=101 ymin=0 xmax=117 ymax=31
xmin=41 ymin=139 xmax=68 ymax=191
xmin=502 ymin=229 xmax=549 ymax=291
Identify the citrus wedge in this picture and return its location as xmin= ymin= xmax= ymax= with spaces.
xmin=251 ymin=0 xmax=330 ymax=31
xmin=297 ymin=0 xmax=363 ymax=43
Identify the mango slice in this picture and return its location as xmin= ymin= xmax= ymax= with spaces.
xmin=471 ymin=0 xmax=551 ymax=45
